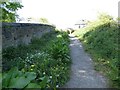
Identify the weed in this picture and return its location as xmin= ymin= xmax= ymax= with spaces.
xmin=2 ymin=30 xmax=71 ymax=88
xmin=73 ymin=14 xmax=119 ymax=88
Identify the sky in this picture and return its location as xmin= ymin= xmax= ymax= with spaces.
xmin=17 ymin=0 xmax=119 ymax=29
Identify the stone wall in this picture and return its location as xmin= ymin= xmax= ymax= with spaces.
xmin=2 ymin=23 xmax=55 ymax=48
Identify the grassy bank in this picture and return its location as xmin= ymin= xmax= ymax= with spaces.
xmin=2 ymin=30 xmax=71 ymax=88
xmin=73 ymin=14 xmax=119 ymax=88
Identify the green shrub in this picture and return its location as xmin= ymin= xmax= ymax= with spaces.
xmin=73 ymin=14 xmax=119 ymax=88
xmin=2 ymin=30 xmax=71 ymax=88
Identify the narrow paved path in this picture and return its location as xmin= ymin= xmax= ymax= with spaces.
xmin=64 ymin=34 xmax=108 ymax=88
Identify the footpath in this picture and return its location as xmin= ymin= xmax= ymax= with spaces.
xmin=64 ymin=34 xmax=108 ymax=88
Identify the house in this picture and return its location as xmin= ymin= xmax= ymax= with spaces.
xmin=74 ymin=19 xmax=88 ymax=29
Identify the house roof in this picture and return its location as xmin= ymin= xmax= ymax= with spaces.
xmin=75 ymin=19 xmax=88 ymax=25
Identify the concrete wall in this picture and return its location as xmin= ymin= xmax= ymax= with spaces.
xmin=2 ymin=23 xmax=55 ymax=48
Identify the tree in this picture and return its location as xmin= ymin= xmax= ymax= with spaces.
xmin=0 ymin=2 xmax=23 ymax=22
xmin=97 ymin=13 xmax=113 ymax=21
xmin=39 ymin=17 xmax=49 ymax=24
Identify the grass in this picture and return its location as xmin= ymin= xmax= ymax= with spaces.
xmin=2 ymin=30 xmax=71 ymax=88
xmin=73 ymin=14 xmax=119 ymax=88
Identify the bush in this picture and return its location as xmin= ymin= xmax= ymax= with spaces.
xmin=73 ymin=14 xmax=119 ymax=88
xmin=2 ymin=30 xmax=71 ymax=88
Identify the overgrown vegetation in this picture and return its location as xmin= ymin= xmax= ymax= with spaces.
xmin=2 ymin=30 xmax=71 ymax=88
xmin=1 ymin=2 xmax=23 ymax=22
xmin=73 ymin=13 xmax=119 ymax=88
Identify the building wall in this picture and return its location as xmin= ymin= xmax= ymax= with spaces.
xmin=2 ymin=23 xmax=55 ymax=48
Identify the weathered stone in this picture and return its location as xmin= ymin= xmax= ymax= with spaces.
xmin=2 ymin=23 xmax=55 ymax=48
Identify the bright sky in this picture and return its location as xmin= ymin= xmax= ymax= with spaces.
xmin=17 ymin=0 xmax=119 ymax=29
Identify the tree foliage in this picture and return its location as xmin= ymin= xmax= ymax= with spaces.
xmin=97 ymin=13 xmax=113 ymax=22
xmin=0 ymin=2 xmax=23 ymax=22
xmin=39 ymin=17 xmax=49 ymax=24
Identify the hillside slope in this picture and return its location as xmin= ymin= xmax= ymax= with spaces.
xmin=73 ymin=14 xmax=119 ymax=88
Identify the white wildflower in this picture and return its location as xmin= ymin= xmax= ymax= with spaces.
xmin=56 ymin=85 xmax=59 ymax=88
xmin=56 ymin=74 xmax=59 ymax=77
xmin=38 ymin=53 xmax=41 ymax=55
xmin=43 ymin=72 xmax=45 ymax=75
xmin=50 ymin=76 xmax=52 ymax=79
